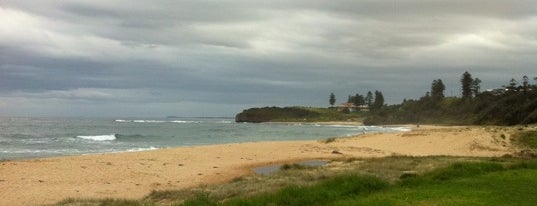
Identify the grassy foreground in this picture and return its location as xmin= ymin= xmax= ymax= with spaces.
xmin=181 ymin=160 xmax=537 ymax=206
xmin=52 ymin=156 xmax=537 ymax=206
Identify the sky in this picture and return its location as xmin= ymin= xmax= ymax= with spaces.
xmin=1 ymin=1 xmax=536 ymax=117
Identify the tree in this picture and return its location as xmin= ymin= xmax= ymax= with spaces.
xmin=506 ymin=78 xmax=518 ymax=92
xmin=372 ymin=90 xmax=384 ymax=111
xmin=353 ymin=94 xmax=365 ymax=106
xmin=329 ymin=93 xmax=336 ymax=107
xmin=348 ymin=93 xmax=365 ymax=106
xmin=365 ymin=91 xmax=373 ymax=107
xmin=471 ymin=78 xmax=481 ymax=97
xmin=522 ymin=75 xmax=529 ymax=93
xmin=461 ymin=71 xmax=473 ymax=100
xmin=431 ymin=79 xmax=445 ymax=101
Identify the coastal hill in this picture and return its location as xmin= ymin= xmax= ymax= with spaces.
xmin=235 ymin=106 xmax=364 ymax=123
xmin=236 ymin=73 xmax=537 ymax=126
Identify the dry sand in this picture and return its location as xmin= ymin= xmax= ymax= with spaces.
xmin=0 ymin=125 xmax=519 ymax=205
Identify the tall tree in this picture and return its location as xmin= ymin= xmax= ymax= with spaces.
xmin=353 ymin=93 xmax=365 ymax=106
xmin=365 ymin=91 xmax=373 ymax=107
xmin=461 ymin=71 xmax=473 ymax=100
xmin=329 ymin=92 xmax=336 ymax=107
xmin=506 ymin=78 xmax=518 ymax=92
xmin=373 ymin=90 xmax=384 ymax=111
xmin=431 ymin=79 xmax=445 ymax=101
xmin=522 ymin=75 xmax=529 ymax=93
xmin=471 ymin=78 xmax=481 ymax=97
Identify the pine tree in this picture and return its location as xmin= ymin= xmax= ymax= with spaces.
xmin=372 ymin=90 xmax=384 ymax=111
xmin=329 ymin=93 xmax=336 ymax=107
xmin=365 ymin=91 xmax=373 ymax=107
xmin=431 ymin=79 xmax=445 ymax=101
xmin=461 ymin=71 xmax=473 ymax=100
xmin=353 ymin=94 xmax=365 ymax=106
xmin=522 ymin=75 xmax=529 ymax=93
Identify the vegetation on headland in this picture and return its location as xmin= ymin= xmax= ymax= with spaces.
xmin=364 ymin=73 xmax=537 ymax=125
xmin=236 ymin=72 xmax=537 ymax=126
xmin=235 ymin=106 xmax=364 ymax=123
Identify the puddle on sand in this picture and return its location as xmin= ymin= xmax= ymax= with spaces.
xmin=253 ymin=160 xmax=328 ymax=175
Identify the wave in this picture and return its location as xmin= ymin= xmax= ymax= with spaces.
xmin=389 ymin=127 xmax=412 ymax=132
xmin=115 ymin=119 xmax=165 ymax=123
xmin=326 ymin=125 xmax=362 ymax=128
xmin=171 ymin=120 xmax=201 ymax=123
xmin=125 ymin=147 xmax=159 ymax=152
xmin=76 ymin=134 xmax=117 ymax=141
xmin=115 ymin=119 xmax=200 ymax=123
xmin=133 ymin=120 xmax=166 ymax=123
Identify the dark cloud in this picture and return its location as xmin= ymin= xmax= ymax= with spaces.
xmin=1 ymin=1 xmax=536 ymax=117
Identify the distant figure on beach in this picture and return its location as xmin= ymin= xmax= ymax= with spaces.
xmin=362 ymin=127 xmax=366 ymax=134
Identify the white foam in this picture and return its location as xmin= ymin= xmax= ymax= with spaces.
xmin=327 ymin=125 xmax=361 ymax=128
xmin=171 ymin=120 xmax=199 ymax=123
xmin=125 ymin=147 xmax=159 ymax=152
xmin=77 ymin=134 xmax=117 ymax=141
xmin=389 ymin=127 xmax=412 ymax=132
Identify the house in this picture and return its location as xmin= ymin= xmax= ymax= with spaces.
xmin=336 ymin=103 xmax=369 ymax=112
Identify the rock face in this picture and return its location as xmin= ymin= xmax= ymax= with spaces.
xmin=235 ymin=107 xmax=320 ymax=123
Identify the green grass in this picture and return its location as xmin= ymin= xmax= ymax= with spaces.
xmin=334 ymin=161 xmax=537 ymax=206
xmin=181 ymin=175 xmax=388 ymax=206
xmin=176 ymin=160 xmax=537 ymax=206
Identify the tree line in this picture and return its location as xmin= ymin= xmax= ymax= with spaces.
xmin=330 ymin=72 xmax=536 ymax=125
xmin=329 ymin=90 xmax=385 ymax=112
xmin=361 ymin=72 xmax=537 ymax=125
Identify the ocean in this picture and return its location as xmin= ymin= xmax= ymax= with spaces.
xmin=0 ymin=117 xmax=409 ymax=160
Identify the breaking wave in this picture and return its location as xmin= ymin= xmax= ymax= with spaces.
xmin=388 ymin=127 xmax=412 ymax=132
xmin=76 ymin=134 xmax=117 ymax=141
xmin=115 ymin=119 xmax=200 ymax=123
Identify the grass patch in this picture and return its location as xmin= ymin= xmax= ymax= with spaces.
xmin=513 ymin=131 xmax=537 ymax=149
xmin=182 ymin=175 xmax=388 ymax=206
xmin=338 ymin=160 xmax=537 ymax=206
xmin=280 ymin=163 xmax=309 ymax=170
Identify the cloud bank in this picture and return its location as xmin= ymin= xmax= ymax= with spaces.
xmin=1 ymin=1 xmax=536 ymax=117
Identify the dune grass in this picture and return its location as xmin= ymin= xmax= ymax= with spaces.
xmin=177 ymin=160 xmax=537 ymax=206
xmin=513 ymin=131 xmax=537 ymax=149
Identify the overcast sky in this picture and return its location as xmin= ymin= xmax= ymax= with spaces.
xmin=1 ymin=1 xmax=536 ymax=117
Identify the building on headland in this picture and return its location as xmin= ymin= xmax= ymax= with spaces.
xmin=336 ymin=103 xmax=369 ymax=112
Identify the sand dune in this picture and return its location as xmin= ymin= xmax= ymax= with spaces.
xmin=0 ymin=125 xmax=518 ymax=205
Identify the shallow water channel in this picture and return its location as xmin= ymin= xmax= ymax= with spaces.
xmin=253 ymin=160 xmax=328 ymax=175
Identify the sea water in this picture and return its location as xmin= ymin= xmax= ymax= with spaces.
xmin=0 ymin=117 xmax=409 ymax=160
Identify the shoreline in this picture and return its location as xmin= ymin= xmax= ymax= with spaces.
xmin=0 ymin=125 xmax=518 ymax=206
xmin=2 ymin=122 xmax=406 ymax=162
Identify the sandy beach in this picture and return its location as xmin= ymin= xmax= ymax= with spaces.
xmin=0 ymin=125 xmax=519 ymax=206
